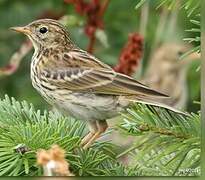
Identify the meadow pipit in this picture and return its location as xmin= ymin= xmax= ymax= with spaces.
xmin=11 ymin=19 xmax=184 ymax=149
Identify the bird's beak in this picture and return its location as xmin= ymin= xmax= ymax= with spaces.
xmin=10 ymin=26 xmax=31 ymax=35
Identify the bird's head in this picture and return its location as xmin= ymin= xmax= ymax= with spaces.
xmin=10 ymin=19 xmax=72 ymax=50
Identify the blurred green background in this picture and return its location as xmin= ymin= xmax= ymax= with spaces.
xmin=0 ymin=0 xmax=200 ymax=112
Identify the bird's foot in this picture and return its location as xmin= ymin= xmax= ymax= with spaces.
xmin=80 ymin=132 xmax=95 ymax=147
xmin=82 ymin=132 xmax=101 ymax=150
xmin=80 ymin=120 xmax=108 ymax=149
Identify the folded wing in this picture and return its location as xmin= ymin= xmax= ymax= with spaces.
xmin=41 ymin=49 xmax=168 ymax=97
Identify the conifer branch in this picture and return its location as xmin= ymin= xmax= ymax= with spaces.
xmin=118 ymin=104 xmax=201 ymax=176
xmin=0 ymin=95 xmax=137 ymax=176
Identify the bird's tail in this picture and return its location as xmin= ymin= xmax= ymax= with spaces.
xmin=127 ymin=96 xmax=189 ymax=116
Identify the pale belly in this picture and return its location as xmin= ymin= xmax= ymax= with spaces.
xmin=31 ymin=76 xmax=129 ymax=120
xmin=52 ymin=92 xmax=129 ymax=121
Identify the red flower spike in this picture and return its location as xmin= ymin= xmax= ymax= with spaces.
xmin=64 ymin=0 xmax=109 ymax=53
xmin=114 ymin=33 xmax=144 ymax=76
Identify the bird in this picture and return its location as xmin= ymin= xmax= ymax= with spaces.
xmin=10 ymin=19 xmax=185 ymax=149
xmin=142 ymin=43 xmax=200 ymax=109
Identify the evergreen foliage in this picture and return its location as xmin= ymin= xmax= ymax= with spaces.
xmin=118 ymin=104 xmax=200 ymax=176
xmin=0 ymin=0 xmax=201 ymax=177
xmin=0 ymin=95 xmax=136 ymax=176
xmin=0 ymin=95 xmax=201 ymax=176
xmin=136 ymin=0 xmax=201 ymax=16
xmin=136 ymin=0 xmax=201 ymax=56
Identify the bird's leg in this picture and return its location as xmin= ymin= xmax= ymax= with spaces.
xmin=80 ymin=121 xmax=98 ymax=146
xmin=83 ymin=120 xmax=108 ymax=149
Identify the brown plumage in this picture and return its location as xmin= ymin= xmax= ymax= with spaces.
xmin=11 ymin=19 xmax=185 ymax=149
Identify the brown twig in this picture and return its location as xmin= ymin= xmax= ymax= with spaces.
xmin=138 ymin=123 xmax=190 ymax=139
xmin=0 ymin=40 xmax=32 ymax=77
xmin=98 ymin=0 xmax=110 ymax=17
xmin=87 ymin=34 xmax=96 ymax=53
xmin=87 ymin=0 xmax=110 ymax=53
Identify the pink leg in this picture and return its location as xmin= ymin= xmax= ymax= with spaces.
xmin=83 ymin=120 xmax=108 ymax=149
xmin=80 ymin=121 xmax=98 ymax=146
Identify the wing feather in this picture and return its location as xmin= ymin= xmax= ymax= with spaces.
xmin=41 ymin=49 xmax=169 ymax=97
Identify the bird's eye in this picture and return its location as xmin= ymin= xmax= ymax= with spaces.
xmin=39 ymin=27 xmax=48 ymax=34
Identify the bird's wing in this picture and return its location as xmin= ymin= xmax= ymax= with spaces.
xmin=40 ymin=48 xmax=168 ymax=97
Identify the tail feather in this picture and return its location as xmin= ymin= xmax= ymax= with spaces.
xmin=128 ymin=96 xmax=189 ymax=116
